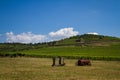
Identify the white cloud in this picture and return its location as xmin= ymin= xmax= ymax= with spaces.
xmin=5 ymin=27 xmax=79 ymax=43
xmin=49 ymin=27 xmax=79 ymax=40
xmin=6 ymin=32 xmax=47 ymax=43
xmin=87 ymin=32 xmax=99 ymax=35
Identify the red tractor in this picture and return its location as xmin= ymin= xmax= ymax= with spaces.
xmin=77 ymin=59 xmax=91 ymax=66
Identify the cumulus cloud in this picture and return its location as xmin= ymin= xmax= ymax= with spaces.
xmin=6 ymin=32 xmax=46 ymax=43
xmin=5 ymin=27 xmax=79 ymax=43
xmin=87 ymin=32 xmax=99 ymax=35
xmin=49 ymin=27 xmax=79 ymax=40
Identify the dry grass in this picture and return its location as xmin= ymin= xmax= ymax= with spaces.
xmin=0 ymin=57 xmax=120 ymax=80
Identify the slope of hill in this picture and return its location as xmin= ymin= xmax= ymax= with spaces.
xmin=0 ymin=34 xmax=120 ymax=60
xmin=50 ymin=34 xmax=120 ymax=46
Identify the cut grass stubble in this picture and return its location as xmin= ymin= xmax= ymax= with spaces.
xmin=0 ymin=57 xmax=120 ymax=80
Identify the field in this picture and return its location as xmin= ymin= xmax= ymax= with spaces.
xmin=21 ymin=45 xmax=120 ymax=60
xmin=0 ymin=30 xmax=120 ymax=80
xmin=0 ymin=57 xmax=120 ymax=80
xmin=0 ymin=34 xmax=120 ymax=61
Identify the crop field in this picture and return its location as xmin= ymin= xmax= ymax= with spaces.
xmin=21 ymin=45 xmax=120 ymax=60
xmin=0 ymin=57 xmax=120 ymax=80
xmin=0 ymin=34 xmax=120 ymax=61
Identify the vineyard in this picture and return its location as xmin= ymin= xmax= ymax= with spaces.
xmin=0 ymin=34 xmax=120 ymax=61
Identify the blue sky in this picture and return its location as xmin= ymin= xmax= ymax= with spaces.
xmin=0 ymin=0 xmax=120 ymax=43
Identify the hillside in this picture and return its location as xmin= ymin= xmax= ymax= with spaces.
xmin=0 ymin=34 xmax=120 ymax=48
xmin=49 ymin=34 xmax=120 ymax=46
xmin=0 ymin=34 xmax=120 ymax=60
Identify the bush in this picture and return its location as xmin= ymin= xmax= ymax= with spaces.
xmin=0 ymin=53 xmax=25 ymax=57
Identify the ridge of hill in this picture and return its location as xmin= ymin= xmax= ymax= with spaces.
xmin=48 ymin=34 xmax=120 ymax=46
xmin=0 ymin=34 xmax=120 ymax=50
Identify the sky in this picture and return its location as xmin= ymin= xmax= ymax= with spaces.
xmin=0 ymin=0 xmax=120 ymax=43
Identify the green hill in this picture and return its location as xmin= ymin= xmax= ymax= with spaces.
xmin=0 ymin=34 xmax=120 ymax=60
xmin=48 ymin=34 xmax=120 ymax=46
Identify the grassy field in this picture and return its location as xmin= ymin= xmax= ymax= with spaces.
xmin=0 ymin=34 xmax=120 ymax=61
xmin=21 ymin=45 xmax=120 ymax=60
xmin=0 ymin=44 xmax=120 ymax=60
xmin=0 ymin=57 xmax=120 ymax=80
xmin=22 ymin=46 xmax=120 ymax=56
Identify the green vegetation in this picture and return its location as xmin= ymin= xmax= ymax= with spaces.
xmin=0 ymin=34 xmax=120 ymax=60
xmin=55 ymin=34 xmax=120 ymax=46
xmin=0 ymin=58 xmax=120 ymax=80
xmin=0 ymin=34 xmax=120 ymax=79
xmin=21 ymin=45 xmax=120 ymax=61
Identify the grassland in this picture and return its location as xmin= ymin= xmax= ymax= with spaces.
xmin=0 ymin=34 xmax=120 ymax=80
xmin=21 ymin=45 xmax=120 ymax=60
xmin=0 ymin=57 xmax=120 ymax=80
xmin=0 ymin=34 xmax=120 ymax=60
xmin=0 ymin=42 xmax=120 ymax=60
